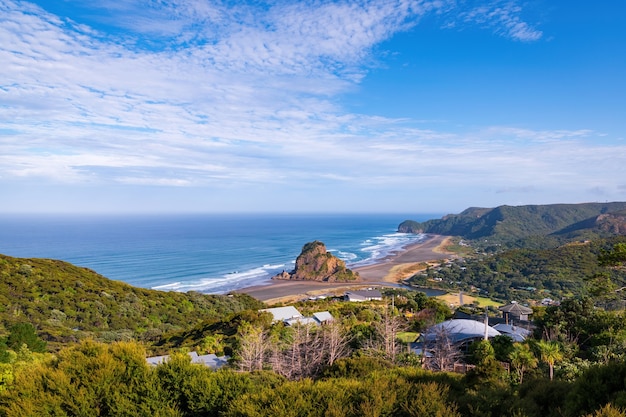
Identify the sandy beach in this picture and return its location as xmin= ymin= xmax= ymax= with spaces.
xmin=237 ymin=234 xmax=452 ymax=304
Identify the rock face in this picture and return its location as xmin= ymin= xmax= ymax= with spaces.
xmin=273 ymin=241 xmax=360 ymax=282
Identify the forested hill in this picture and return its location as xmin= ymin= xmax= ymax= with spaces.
xmin=0 ymin=254 xmax=264 ymax=348
xmin=399 ymin=202 xmax=626 ymax=247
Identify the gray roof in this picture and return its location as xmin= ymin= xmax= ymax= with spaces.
xmin=313 ymin=311 xmax=333 ymax=323
xmin=423 ymin=319 xmax=501 ymax=344
xmin=493 ymin=323 xmax=532 ymax=342
xmin=260 ymin=306 xmax=303 ymax=322
xmin=499 ymin=302 xmax=533 ymax=315
xmin=345 ymin=290 xmax=382 ymax=301
xmin=146 ymin=351 xmax=230 ymax=368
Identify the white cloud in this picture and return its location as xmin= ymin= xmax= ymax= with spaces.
xmin=4 ymin=0 xmax=620 ymax=214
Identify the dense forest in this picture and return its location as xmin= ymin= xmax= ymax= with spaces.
xmin=408 ymin=236 xmax=626 ymax=302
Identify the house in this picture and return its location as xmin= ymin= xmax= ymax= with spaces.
xmin=499 ymin=302 xmax=533 ymax=323
xmin=312 ymin=311 xmax=333 ymax=324
xmin=493 ymin=323 xmax=532 ymax=342
xmin=420 ymin=319 xmax=502 ymax=346
xmin=344 ymin=289 xmax=383 ymax=302
xmin=146 ymin=351 xmax=230 ymax=369
xmin=260 ymin=306 xmax=303 ymax=323
xmin=260 ymin=306 xmax=333 ymax=326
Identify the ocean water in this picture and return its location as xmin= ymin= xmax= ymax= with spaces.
xmin=0 ymin=213 xmax=436 ymax=294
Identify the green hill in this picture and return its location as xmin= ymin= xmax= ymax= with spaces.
xmin=399 ymin=202 xmax=626 ymax=248
xmin=0 ymin=254 xmax=264 ymax=349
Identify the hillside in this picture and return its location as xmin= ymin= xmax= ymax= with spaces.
xmin=399 ymin=202 xmax=626 ymax=248
xmin=0 ymin=254 xmax=264 ymax=348
xmin=408 ymin=236 xmax=626 ymax=302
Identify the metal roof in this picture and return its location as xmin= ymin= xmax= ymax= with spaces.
xmin=423 ymin=319 xmax=501 ymax=344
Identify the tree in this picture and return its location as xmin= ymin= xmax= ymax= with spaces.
xmin=599 ymin=243 xmax=626 ymax=268
xmin=320 ymin=320 xmax=351 ymax=367
xmin=424 ymin=326 xmax=462 ymax=372
xmin=235 ymin=322 xmax=268 ymax=372
xmin=537 ymin=340 xmax=563 ymax=381
xmin=509 ymin=343 xmax=538 ymax=384
xmin=6 ymin=323 xmax=46 ymax=353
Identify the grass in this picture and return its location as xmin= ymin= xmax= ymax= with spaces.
xmin=396 ymin=331 xmax=419 ymax=343
xmin=435 ymin=292 xmax=503 ymax=308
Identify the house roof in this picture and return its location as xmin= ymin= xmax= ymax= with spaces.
xmin=422 ymin=319 xmax=501 ymax=344
xmin=493 ymin=323 xmax=532 ymax=342
xmin=345 ymin=290 xmax=382 ymax=301
xmin=260 ymin=306 xmax=303 ymax=322
xmin=146 ymin=352 xmax=230 ymax=368
xmin=313 ymin=311 xmax=333 ymax=323
xmin=499 ymin=302 xmax=533 ymax=315
xmin=284 ymin=317 xmax=318 ymax=326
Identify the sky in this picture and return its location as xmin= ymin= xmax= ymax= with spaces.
xmin=1 ymin=0 xmax=625 ymax=214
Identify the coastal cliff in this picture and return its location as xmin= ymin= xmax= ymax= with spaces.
xmin=273 ymin=241 xmax=360 ymax=282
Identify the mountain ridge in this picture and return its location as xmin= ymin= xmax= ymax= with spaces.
xmin=399 ymin=202 xmax=626 ymax=247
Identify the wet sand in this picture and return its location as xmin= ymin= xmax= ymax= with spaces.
xmin=237 ymin=234 xmax=452 ymax=304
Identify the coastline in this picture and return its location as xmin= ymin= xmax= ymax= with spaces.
xmin=237 ymin=234 xmax=453 ymax=304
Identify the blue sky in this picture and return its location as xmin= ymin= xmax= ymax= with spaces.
xmin=1 ymin=0 xmax=625 ymax=214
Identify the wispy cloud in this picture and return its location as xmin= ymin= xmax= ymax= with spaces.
xmin=5 ymin=0 xmax=622 ymax=213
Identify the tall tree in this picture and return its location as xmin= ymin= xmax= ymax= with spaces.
xmin=537 ymin=340 xmax=563 ymax=381
xmin=509 ymin=343 xmax=538 ymax=384
xmin=236 ymin=322 xmax=268 ymax=372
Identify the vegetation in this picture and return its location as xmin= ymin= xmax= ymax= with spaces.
xmin=409 ymin=237 xmax=626 ymax=302
xmin=0 ymin=254 xmax=264 ymax=349
xmin=399 ymin=202 xmax=626 ymax=250
xmin=3 ymin=338 xmax=626 ymax=416
xmin=4 ymin=205 xmax=626 ymax=415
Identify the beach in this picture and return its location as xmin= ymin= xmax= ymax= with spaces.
xmin=238 ymin=234 xmax=452 ymax=304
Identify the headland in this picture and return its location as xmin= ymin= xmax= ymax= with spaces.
xmin=237 ymin=234 xmax=452 ymax=304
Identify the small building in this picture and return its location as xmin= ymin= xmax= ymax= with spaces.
xmin=146 ymin=351 xmax=230 ymax=369
xmin=499 ymin=302 xmax=533 ymax=323
xmin=260 ymin=306 xmax=303 ymax=323
xmin=312 ymin=311 xmax=333 ymax=324
xmin=493 ymin=323 xmax=532 ymax=342
xmin=420 ymin=319 xmax=501 ymax=346
xmin=260 ymin=306 xmax=333 ymax=326
xmin=344 ymin=289 xmax=383 ymax=302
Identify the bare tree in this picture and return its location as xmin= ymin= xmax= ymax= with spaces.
xmin=236 ymin=322 xmax=269 ymax=372
xmin=276 ymin=323 xmax=323 ymax=380
xmin=321 ymin=320 xmax=351 ymax=367
xmin=363 ymin=306 xmax=405 ymax=362
xmin=424 ymin=326 xmax=462 ymax=371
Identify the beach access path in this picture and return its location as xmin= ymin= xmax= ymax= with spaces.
xmin=238 ymin=234 xmax=452 ymax=305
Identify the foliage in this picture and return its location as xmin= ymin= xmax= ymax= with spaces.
xmin=0 ymin=254 xmax=265 ymax=349
xmin=399 ymin=202 xmax=626 ymax=249
xmin=409 ymin=237 xmax=626 ymax=301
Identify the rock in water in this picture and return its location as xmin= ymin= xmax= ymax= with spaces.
xmin=273 ymin=241 xmax=360 ymax=282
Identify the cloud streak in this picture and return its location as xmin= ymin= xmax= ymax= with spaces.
xmin=2 ymin=0 xmax=623 ymax=213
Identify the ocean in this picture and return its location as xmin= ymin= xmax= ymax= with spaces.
xmin=0 ymin=213 xmax=437 ymax=294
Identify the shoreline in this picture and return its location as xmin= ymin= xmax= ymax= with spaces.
xmin=236 ymin=234 xmax=453 ymax=304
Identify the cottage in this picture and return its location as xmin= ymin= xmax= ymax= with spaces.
xmin=499 ymin=302 xmax=533 ymax=323
xmin=344 ymin=289 xmax=383 ymax=302
xmin=260 ymin=306 xmax=303 ymax=323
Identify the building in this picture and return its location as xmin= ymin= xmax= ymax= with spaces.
xmin=146 ymin=351 xmax=230 ymax=369
xmin=499 ymin=302 xmax=533 ymax=323
xmin=260 ymin=306 xmax=303 ymax=323
xmin=344 ymin=289 xmax=383 ymax=302
xmin=260 ymin=306 xmax=333 ymax=326
xmin=420 ymin=319 xmax=502 ymax=346
xmin=493 ymin=323 xmax=532 ymax=342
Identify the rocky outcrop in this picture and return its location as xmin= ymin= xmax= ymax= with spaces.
xmin=273 ymin=241 xmax=360 ymax=282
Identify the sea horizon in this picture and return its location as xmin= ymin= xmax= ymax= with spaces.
xmin=0 ymin=212 xmax=441 ymax=294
